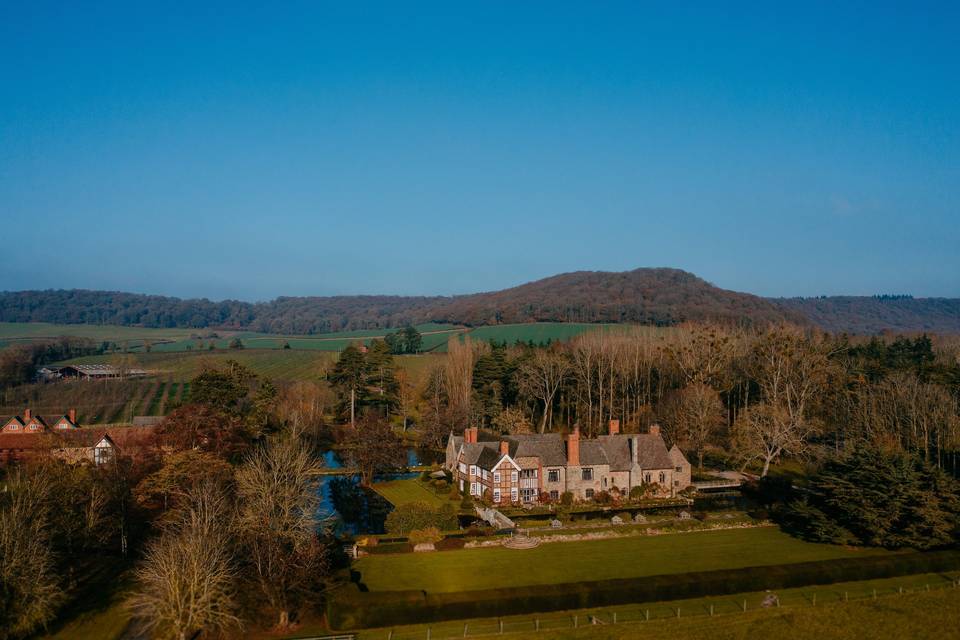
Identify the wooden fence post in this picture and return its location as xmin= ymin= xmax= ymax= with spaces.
xmin=812 ymin=594 xmax=816 ymax=607
xmin=709 ymin=604 xmax=714 ymax=616
xmin=427 ymin=626 xmax=431 ymax=640
xmin=388 ymin=631 xmax=393 ymax=640
xmin=463 ymin=623 xmax=468 ymax=637
xmin=535 ymin=618 xmax=539 ymax=631
xmin=873 ymin=588 xmax=877 ymax=599
xmin=612 ymin=612 xmax=617 ymax=624
xmin=742 ymin=600 xmax=747 ymax=612
xmin=645 ymin=609 xmax=650 ymax=621
xmin=499 ymin=618 xmax=503 ymax=634
xmin=675 ymin=607 xmax=681 ymax=618
xmin=573 ymin=615 xmax=578 ymax=628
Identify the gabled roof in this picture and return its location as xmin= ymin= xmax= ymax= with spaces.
xmin=669 ymin=444 xmax=689 ymax=467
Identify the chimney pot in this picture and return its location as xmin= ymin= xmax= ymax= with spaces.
xmin=609 ymin=419 xmax=620 ymax=435
xmin=649 ymin=423 xmax=661 ymax=437
xmin=68 ymin=408 xmax=77 ymax=423
xmin=24 ymin=408 xmax=31 ymax=421
xmin=500 ymin=441 xmax=509 ymax=456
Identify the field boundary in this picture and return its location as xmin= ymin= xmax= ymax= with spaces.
xmin=328 ymin=549 xmax=960 ymax=629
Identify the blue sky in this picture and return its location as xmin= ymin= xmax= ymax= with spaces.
xmin=1 ymin=2 xmax=958 ymax=301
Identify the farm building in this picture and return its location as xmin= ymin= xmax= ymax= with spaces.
xmin=55 ymin=364 xmax=149 ymax=380
xmin=445 ymin=421 xmax=692 ymax=506
xmin=0 ymin=407 xmax=156 ymax=465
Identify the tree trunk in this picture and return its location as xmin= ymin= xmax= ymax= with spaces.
xmin=278 ymin=610 xmax=290 ymax=628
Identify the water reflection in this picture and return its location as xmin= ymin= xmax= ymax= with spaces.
xmin=318 ymin=447 xmax=440 ymax=535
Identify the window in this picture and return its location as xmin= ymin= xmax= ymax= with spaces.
xmin=494 ymin=471 xmax=501 ymax=483
xmin=470 ymin=482 xmax=479 ymax=495
xmin=581 ymin=468 xmax=593 ymax=481
xmin=548 ymin=469 xmax=560 ymax=483
xmin=460 ymin=479 xmax=464 ymax=492
xmin=493 ymin=489 xmax=501 ymax=502
xmin=602 ymin=477 xmax=607 ymax=488
xmin=675 ymin=466 xmax=682 ymax=472
xmin=521 ymin=488 xmax=537 ymax=502
xmin=511 ymin=471 xmax=518 ymax=483
xmin=674 ymin=480 xmax=680 ymax=486
xmin=659 ymin=472 xmax=666 ymax=484
xmin=482 ymin=469 xmax=489 ymax=480
xmin=585 ymin=488 xmax=594 ymax=499
xmin=94 ymin=445 xmax=113 ymax=466
xmin=459 ymin=462 xmax=466 ymax=474
xmin=644 ymin=473 xmax=652 ymax=483
xmin=470 ymin=465 xmax=478 ymax=477
xmin=510 ymin=488 xmax=518 ymax=502
xmin=550 ymin=490 xmax=559 ymax=501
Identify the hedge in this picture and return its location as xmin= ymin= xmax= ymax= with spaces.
xmin=327 ymin=549 xmax=960 ymax=629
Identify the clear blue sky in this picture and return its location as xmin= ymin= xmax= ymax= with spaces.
xmin=2 ymin=2 xmax=958 ymax=301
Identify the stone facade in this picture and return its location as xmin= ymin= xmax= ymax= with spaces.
xmin=446 ymin=421 xmax=692 ymax=506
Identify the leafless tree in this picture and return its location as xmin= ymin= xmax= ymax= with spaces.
xmin=128 ymin=481 xmax=240 ymax=640
xmin=235 ymin=433 xmax=328 ymax=630
xmin=661 ymin=382 xmax=725 ymax=469
xmin=516 ymin=349 xmax=570 ymax=432
xmin=0 ymin=470 xmax=63 ymax=640
xmin=443 ymin=336 xmax=487 ymax=421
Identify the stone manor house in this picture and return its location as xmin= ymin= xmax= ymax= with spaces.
xmin=445 ymin=420 xmax=692 ymax=505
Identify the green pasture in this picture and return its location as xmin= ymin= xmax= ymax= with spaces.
xmin=0 ymin=322 xmax=200 ymax=343
xmin=353 ymin=527 xmax=891 ymax=593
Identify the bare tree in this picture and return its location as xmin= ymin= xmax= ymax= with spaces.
xmin=516 ymin=349 xmax=570 ymax=432
xmin=342 ymin=414 xmax=405 ymax=486
xmin=0 ymin=470 xmax=63 ymax=640
xmin=662 ymin=382 xmax=725 ymax=469
xmin=129 ymin=482 xmax=240 ymax=640
xmin=443 ymin=336 xmax=487 ymax=421
xmin=235 ymin=433 xmax=328 ymax=630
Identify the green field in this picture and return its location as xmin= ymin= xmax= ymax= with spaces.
xmin=353 ymin=527 xmax=891 ymax=593
xmin=371 ymin=478 xmax=451 ymax=508
xmin=351 ymin=573 xmax=960 ymax=640
xmin=0 ymin=322 xmax=202 ymax=343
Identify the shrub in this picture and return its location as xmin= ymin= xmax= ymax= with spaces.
xmin=385 ymin=501 xmax=458 ymax=535
xmin=448 ymin=485 xmax=461 ymax=501
xmin=408 ymin=527 xmax=442 ymax=545
xmin=560 ymin=491 xmax=574 ymax=506
xmin=593 ymin=490 xmax=613 ymax=505
xmin=364 ymin=542 xmax=413 ymax=555
xmin=434 ymin=537 xmax=466 ymax=551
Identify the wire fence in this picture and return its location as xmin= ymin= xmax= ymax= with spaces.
xmin=356 ymin=573 xmax=960 ymax=640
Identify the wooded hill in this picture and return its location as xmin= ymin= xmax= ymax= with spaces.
xmin=1 ymin=268 xmax=957 ymax=334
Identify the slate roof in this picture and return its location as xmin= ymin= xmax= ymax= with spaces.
xmin=462 ymin=431 xmax=678 ymax=471
xmin=0 ymin=426 xmax=157 ymax=453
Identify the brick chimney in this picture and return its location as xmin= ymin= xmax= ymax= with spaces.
xmin=68 ymin=408 xmax=77 ymax=424
xmin=464 ymin=426 xmax=478 ymax=444
xmin=23 ymin=408 xmax=31 ymax=421
xmin=609 ymin=419 xmax=620 ymax=435
xmin=566 ymin=426 xmax=580 ymax=466
xmin=499 ymin=440 xmax=509 ymax=456
xmin=649 ymin=423 xmax=661 ymax=437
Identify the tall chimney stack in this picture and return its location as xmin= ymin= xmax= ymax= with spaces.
xmin=464 ymin=426 xmax=478 ymax=444
xmin=68 ymin=408 xmax=77 ymax=424
xmin=609 ymin=419 xmax=620 ymax=436
xmin=649 ymin=423 xmax=661 ymax=437
xmin=499 ymin=440 xmax=509 ymax=456
xmin=24 ymin=408 xmax=31 ymax=421
xmin=566 ymin=426 xmax=580 ymax=466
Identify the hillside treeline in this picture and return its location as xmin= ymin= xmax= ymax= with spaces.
xmin=0 ymin=337 xmax=102 ymax=389
xmin=331 ymin=326 xmax=960 ymax=477
xmin=778 ymin=295 xmax=960 ymax=334
xmin=0 ymin=269 xmax=805 ymax=333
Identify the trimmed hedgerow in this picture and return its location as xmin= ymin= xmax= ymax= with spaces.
xmin=329 ymin=549 xmax=960 ymax=629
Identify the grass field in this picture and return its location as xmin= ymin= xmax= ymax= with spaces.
xmin=353 ymin=527 xmax=892 ymax=593
xmin=350 ymin=572 xmax=960 ymax=640
xmin=371 ymin=478 xmax=452 ymax=508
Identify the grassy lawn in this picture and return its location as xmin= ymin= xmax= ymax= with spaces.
xmin=371 ymin=477 xmax=452 ymax=508
xmin=352 ymin=573 xmax=960 ymax=640
xmin=354 ymin=527 xmax=892 ymax=593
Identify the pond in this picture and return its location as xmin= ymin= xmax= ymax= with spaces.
xmin=318 ymin=447 xmax=440 ymax=535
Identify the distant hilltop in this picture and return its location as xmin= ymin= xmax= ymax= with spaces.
xmin=2 ymin=268 xmax=959 ymax=335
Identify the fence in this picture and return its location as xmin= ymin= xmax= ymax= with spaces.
xmin=355 ymin=573 xmax=960 ymax=640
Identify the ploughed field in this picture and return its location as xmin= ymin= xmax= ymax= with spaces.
xmin=353 ymin=527 xmax=892 ymax=593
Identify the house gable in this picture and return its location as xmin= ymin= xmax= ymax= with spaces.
xmin=491 ymin=454 xmax=521 ymax=472
xmin=2 ymin=417 xmax=25 ymax=433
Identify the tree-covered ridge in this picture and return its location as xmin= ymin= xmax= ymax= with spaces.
xmin=0 ymin=268 xmax=804 ymax=333
xmin=777 ymin=295 xmax=960 ymax=334
xmin=4 ymin=269 xmax=958 ymax=334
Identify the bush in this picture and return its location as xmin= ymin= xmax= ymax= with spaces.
xmin=448 ymin=485 xmax=461 ymax=501
xmin=408 ymin=527 xmax=442 ymax=545
xmin=364 ymin=542 xmax=413 ymax=555
xmin=593 ymin=490 xmax=613 ymax=505
xmin=434 ymin=537 xmax=466 ymax=551
xmin=560 ymin=491 xmax=574 ymax=506
xmin=329 ymin=550 xmax=960 ymax=629
xmin=385 ymin=501 xmax=458 ymax=535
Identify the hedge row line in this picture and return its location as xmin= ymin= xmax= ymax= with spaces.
xmin=328 ymin=549 xmax=960 ymax=630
